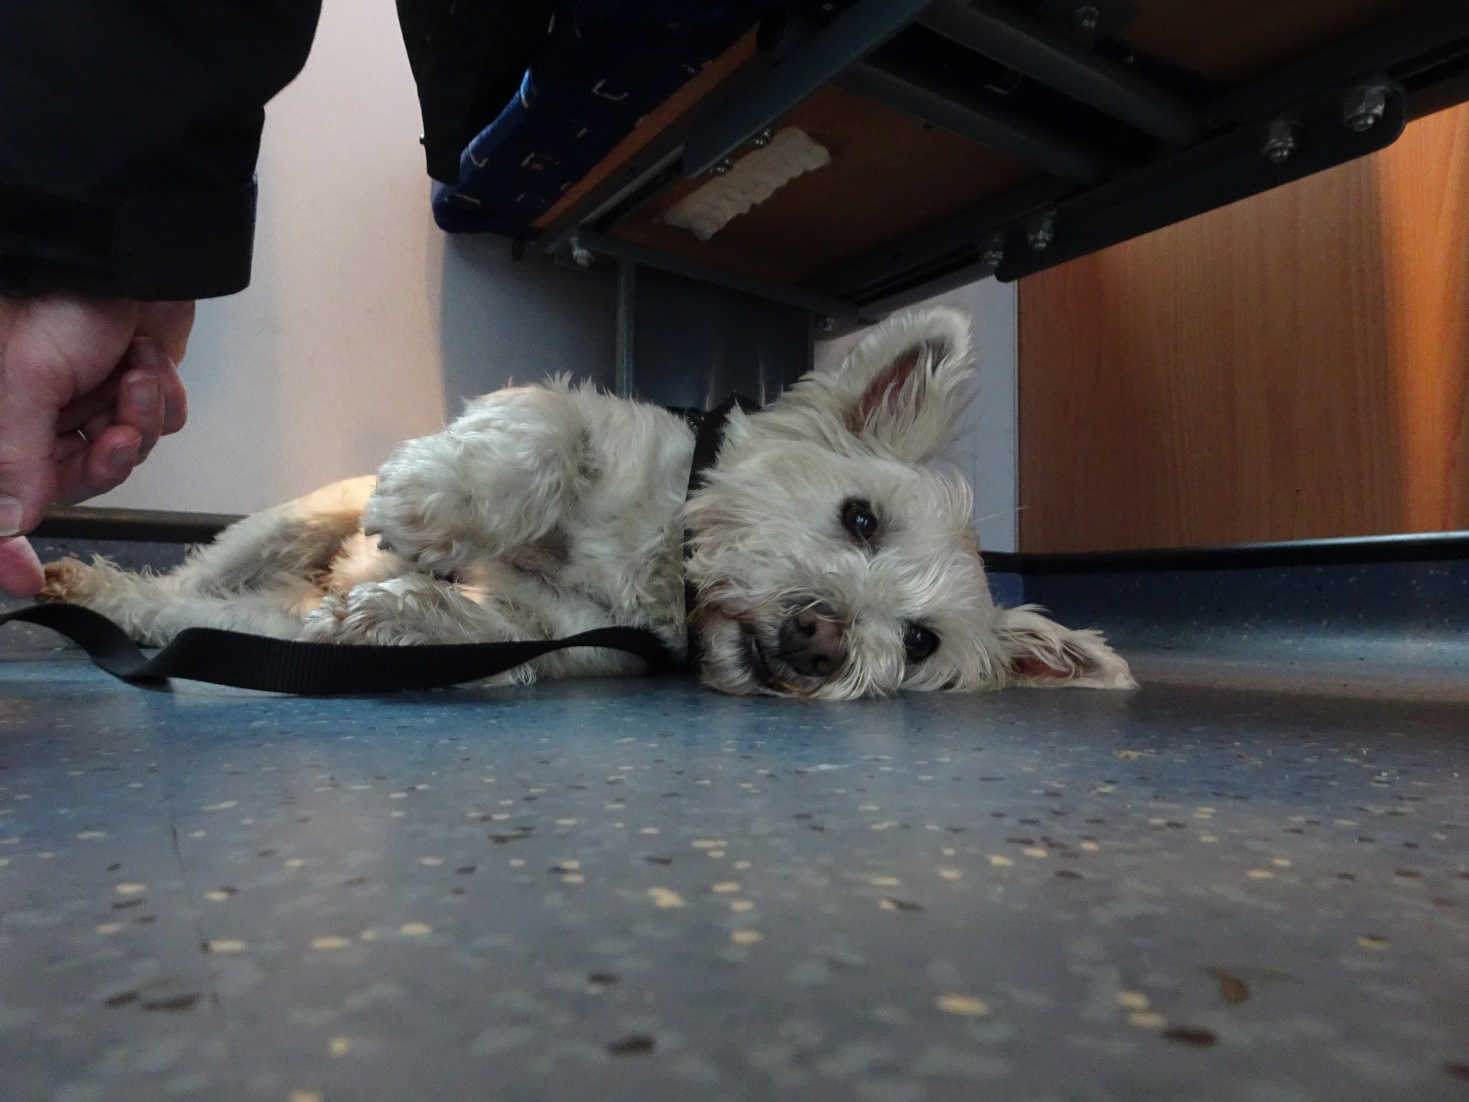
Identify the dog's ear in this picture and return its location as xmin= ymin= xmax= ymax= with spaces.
xmin=994 ymin=606 xmax=1137 ymax=689
xmin=835 ymin=306 xmax=973 ymax=463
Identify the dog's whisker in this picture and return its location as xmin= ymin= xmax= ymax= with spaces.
xmin=972 ymin=506 xmax=1024 ymax=526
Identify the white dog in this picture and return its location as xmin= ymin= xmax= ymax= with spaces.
xmin=42 ymin=307 xmax=1134 ymax=699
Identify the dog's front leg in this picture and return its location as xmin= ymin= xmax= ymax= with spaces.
xmin=361 ymin=386 xmax=587 ymax=576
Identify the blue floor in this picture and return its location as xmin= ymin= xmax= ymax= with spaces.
xmin=2 ymin=630 xmax=1466 ymax=1101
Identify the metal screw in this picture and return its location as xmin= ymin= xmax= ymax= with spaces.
xmin=1342 ymin=80 xmax=1389 ymax=133
xmin=1261 ymin=119 xmax=1299 ymax=164
xmin=1026 ymin=212 xmax=1056 ymax=253
xmin=814 ymin=315 xmax=837 ymax=334
xmin=1072 ymin=3 xmax=1100 ymax=34
xmin=980 ymin=238 xmax=1005 ymax=270
xmin=711 ymin=157 xmax=733 ymax=176
xmin=750 ymin=127 xmax=774 ymax=148
xmin=569 ymin=236 xmax=594 ymax=269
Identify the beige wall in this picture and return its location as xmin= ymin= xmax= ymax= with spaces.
xmin=96 ymin=0 xmax=615 ymax=515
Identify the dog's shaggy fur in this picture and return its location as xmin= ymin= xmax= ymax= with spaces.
xmin=42 ymin=307 xmax=1134 ymax=698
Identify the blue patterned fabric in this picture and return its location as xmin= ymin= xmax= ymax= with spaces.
xmin=432 ymin=1 xmax=832 ymax=235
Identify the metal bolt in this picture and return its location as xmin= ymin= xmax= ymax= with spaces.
xmin=980 ymin=238 xmax=1005 ymax=270
xmin=1072 ymin=3 xmax=1100 ymax=34
xmin=569 ymin=236 xmax=594 ymax=269
xmin=1261 ymin=119 xmax=1299 ymax=164
xmin=814 ymin=315 xmax=837 ymax=334
xmin=750 ymin=127 xmax=774 ymax=148
xmin=1026 ymin=212 xmax=1056 ymax=253
xmin=711 ymin=157 xmax=733 ymax=176
xmin=1342 ymin=80 xmax=1389 ymax=133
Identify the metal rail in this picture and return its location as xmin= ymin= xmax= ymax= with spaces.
xmin=569 ymin=230 xmax=876 ymax=327
xmin=838 ymin=59 xmax=1108 ymax=182
xmin=919 ymin=0 xmax=1199 ymax=144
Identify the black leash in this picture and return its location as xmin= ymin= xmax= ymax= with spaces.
xmin=0 ymin=602 xmax=678 ymax=694
xmin=1 ymin=395 xmax=753 ymax=695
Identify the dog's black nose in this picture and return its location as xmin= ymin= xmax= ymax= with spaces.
xmin=778 ymin=602 xmax=847 ymax=679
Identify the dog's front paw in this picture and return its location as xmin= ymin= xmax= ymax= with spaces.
xmin=361 ymin=454 xmax=478 ymax=576
xmin=304 ymin=585 xmax=408 ymax=646
xmin=303 ymin=579 xmax=458 ymax=647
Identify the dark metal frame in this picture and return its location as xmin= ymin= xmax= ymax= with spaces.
xmin=614 ymin=260 xmax=638 ymax=397
xmin=536 ymin=0 xmax=1469 ymax=325
xmin=31 ymin=507 xmax=245 ymax=544
xmin=836 ymin=58 xmax=1109 ymax=182
xmin=917 ymin=0 xmax=1199 ymax=143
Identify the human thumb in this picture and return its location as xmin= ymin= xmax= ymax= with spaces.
xmin=0 ymin=536 xmax=44 ymax=597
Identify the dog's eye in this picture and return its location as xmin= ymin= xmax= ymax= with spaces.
xmin=841 ymin=498 xmax=879 ymax=543
xmin=903 ymin=622 xmax=939 ymax=663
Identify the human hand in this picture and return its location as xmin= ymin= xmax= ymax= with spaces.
xmin=0 ymin=295 xmax=193 ymax=596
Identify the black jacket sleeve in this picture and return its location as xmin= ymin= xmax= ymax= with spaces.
xmin=396 ymin=0 xmax=553 ymax=184
xmin=0 ymin=2 xmax=323 ymax=300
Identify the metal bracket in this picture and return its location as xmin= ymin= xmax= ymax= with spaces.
xmin=995 ymin=82 xmax=1409 ymax=282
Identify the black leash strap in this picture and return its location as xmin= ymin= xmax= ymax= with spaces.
xmin=1 ymin=603 xmax=679 ymax=695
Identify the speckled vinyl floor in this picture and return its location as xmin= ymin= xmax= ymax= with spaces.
xmin=1 ymin=640 xmax=1466 ymax=1102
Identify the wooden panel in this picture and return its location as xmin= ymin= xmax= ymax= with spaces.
xmin=1376 ymin=103 xmax=1469 ymax=533
xmin=608 ymin=84 xmax=1036 ymax=285
xmin=1017 ymin=102 xmax=1469 ymax=553
xmin=1120 ymin=0 xmax=1405 ymax=84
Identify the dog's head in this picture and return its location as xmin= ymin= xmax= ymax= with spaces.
xmin=684 ymin=307 xmax=1134 ymax=699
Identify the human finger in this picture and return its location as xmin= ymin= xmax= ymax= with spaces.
xmin=0 ymin=535 xmax=45 ymax=598
xmin=52 ymin=424 xmax=142 ymax=507
xmin=151 ymin=345 xmax=189 ymax=435
xmin=136 ymin=301 xmax=193 ymax=435
xmin=53 ymin=342 xmax=184 ymax=468
xmin=115 ymin=358 xmax=165 ymax=462
xmin=77 ymin=410 xmax=115 ymax=446
xmin=137 ymin=300 xmax=194 ymax=366
xmin=0 ymin=296 xmax=136 ymax=532
xmin=56 ymin=374 xmax=123 ymax=436
xmin=53 ymin=426 xmax=92 ymax=465
xmin=55 ymin=346 xmax=186 ymax=442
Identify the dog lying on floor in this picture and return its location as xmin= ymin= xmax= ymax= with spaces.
xmin=42 ymin=307 xmax=1134 ymax=699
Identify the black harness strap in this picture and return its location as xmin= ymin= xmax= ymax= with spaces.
xmin=675 ymin=394 xmax=757 ymax=499
xmin=677 ymin=395 xmax=756 ymax=667
xmin=0 ymin=602 xmax=677 ymax=695
xmin=1 ymin=394 xmax=753 ymax=695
